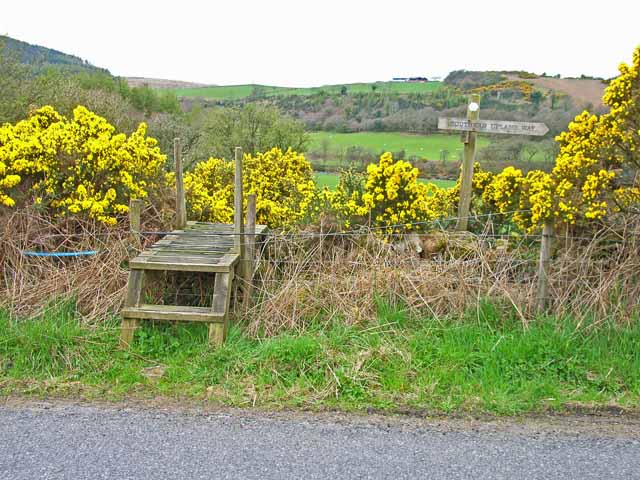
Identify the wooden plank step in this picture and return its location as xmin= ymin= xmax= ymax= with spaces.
xmin=129 ymin=253 xmax=239 ymax=272
xmin=140 ymin=251 xmax=226 ymax=260
xmin=122 ymin=304 xmax=224 ymax=323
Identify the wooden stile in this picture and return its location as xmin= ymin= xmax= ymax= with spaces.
xmin=119 ymin=143 xmax=266 ymax=349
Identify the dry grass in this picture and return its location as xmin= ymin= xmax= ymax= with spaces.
xmin=2 ymin=207 xmax=639 ymax=334
xmin=0 ymin=206 xmax=157 ymax=321
xmin=243 ymin=222 xmax=640 ymax=336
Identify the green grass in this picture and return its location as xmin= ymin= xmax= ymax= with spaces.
xmin=2 ymin=302 xmax=640 ymax=415
xmin=171 ymin=81 xmax=442 ymax=100
xmin=314 ymin=172 xmax=341 ymax=189
xmin=309 ymin=132 xmax=490 ymax=161
xmin=313 ymin=173 xmax=456 ymax=190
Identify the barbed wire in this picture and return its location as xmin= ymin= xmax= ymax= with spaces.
xmin=135 ymin=210 xmax=533 ymax=238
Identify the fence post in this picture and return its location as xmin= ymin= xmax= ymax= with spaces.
xmin=456 ymin=93 xmax=481 ymax=231
xmin=129 ymin=198 xmax=143 ymax=251
xmin=174 ymin=137 xmax=187 ymax=230
xmin=234 ymin=147 xmax=244 ymax=256
xmin=537 ymin=219 xmax=554 ymax=312
xmin=242 ymin=194 xmax=257 ymax=309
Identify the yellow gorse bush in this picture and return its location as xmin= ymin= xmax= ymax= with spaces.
xmin=0 ymin=105 xmax=166 ymax=225
xmin=325 ymin=152 xmax=455 ymax=231
xmin=183 ymin=147 xmax=316 ymax=228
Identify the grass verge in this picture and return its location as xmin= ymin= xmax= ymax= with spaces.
xmin=1 ymin=301 xmax=639 ymax=415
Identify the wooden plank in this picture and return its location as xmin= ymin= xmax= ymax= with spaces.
xmin=129 ymin=259 xmax=235 ymax=273
xmin=157 ymin=238 xmax=235 ymax=245
xmin=146 ymin=244 xmax=228 ymax=251
xmin=140 ymin=250 xmax=225 ymax=259
xmin=155 ymin=238 xmax=235 ymax=245
xmin=151 ymin=243 xmax=232 ymax=250
xmin=180 ymin=221 xmax=265 ymax=233
xmin=149 ymin=249 xmax=230 ymax=256
xmin=141 ymin=256 xmax=222 ymax=265
xmin=122 ymin=304 xmax=224 ymax=322
xmin=137 ymin=251 xmax=222 ymax=261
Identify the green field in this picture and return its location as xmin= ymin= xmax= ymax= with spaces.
xmin=309 ymin=131 xmax=490 ymax=161
xmin=314 ymin=172 xmax=456 ymax=190
xmin=171 ymin=81 xmax=441 ymax=100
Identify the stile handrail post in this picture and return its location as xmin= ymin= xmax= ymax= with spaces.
xmin=234 ymin=147 xmax=244 ymax=256
xmin=129 ymin=198 xmax=143 ymax=253
xmin=174 ymin=137 xmax=187 ymax=230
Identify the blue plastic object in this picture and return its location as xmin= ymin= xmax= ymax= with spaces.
xmin=21 ymin=250 xmax=99 ymax=258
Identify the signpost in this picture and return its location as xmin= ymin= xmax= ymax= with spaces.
xmin=437 ymin=118 xmax=549 ymax=137
xmin=438 ymin=95 xmax=549 ymax=230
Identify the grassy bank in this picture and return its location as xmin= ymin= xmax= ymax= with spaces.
xmin=1 ymin=302 xmax=639 ymax=414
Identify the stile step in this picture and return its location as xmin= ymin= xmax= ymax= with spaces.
xmin=121 ymin=304 xmax=224 ymax=323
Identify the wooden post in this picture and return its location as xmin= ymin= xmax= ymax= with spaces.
xmin=456 ymin=94 xmax=481 ymax=231
xmin=129 ymin=198 xmax=142 ymax=235
xmin=129 ymin=198 xmax=143 ymax=250
xmin=209 ymin=270 xmax=233 ymax=345
xmin=234 ymin=147 xmax=244 ymax=256
xmin=174 ymin=137 xmax=187 ymax=230
xmin=242 ymin=194 xmax=257 ymax=309
xmin=119 ymin=269 xmax=145 ymax=348
xmin=537 ymin=219 xmax=554 ymax=312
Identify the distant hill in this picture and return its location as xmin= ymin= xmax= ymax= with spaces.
xmin=0 ymin=35 xmax=108 ymax=74
xmin=504 ymin=74 xmax=605 ymax=107
xmin=158 ymin=81 xmax=442 ymax=101
xmin=126 ymin=77 xmax=208 ymax=89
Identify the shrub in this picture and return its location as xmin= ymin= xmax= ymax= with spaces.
xmin=0 ymin=105 xmax=166 ymax=225
xmin=325 ymin=152 xmax=456 ymax=231
xmin=183 ymin=147 xmax=316 ymax=228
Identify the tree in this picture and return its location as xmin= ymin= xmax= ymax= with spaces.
xmin=191 ymin=104 xmax=308 ymax=162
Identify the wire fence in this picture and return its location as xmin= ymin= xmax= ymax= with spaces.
xmin=3 ymin=207 xmax=640 ymax=334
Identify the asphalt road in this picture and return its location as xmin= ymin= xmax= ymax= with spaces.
xmin=1 ymin=402 xmax=639 ymax=479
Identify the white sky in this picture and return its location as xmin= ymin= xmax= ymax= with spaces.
xmin=2 ymin=0 xmax=639 ymax=87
